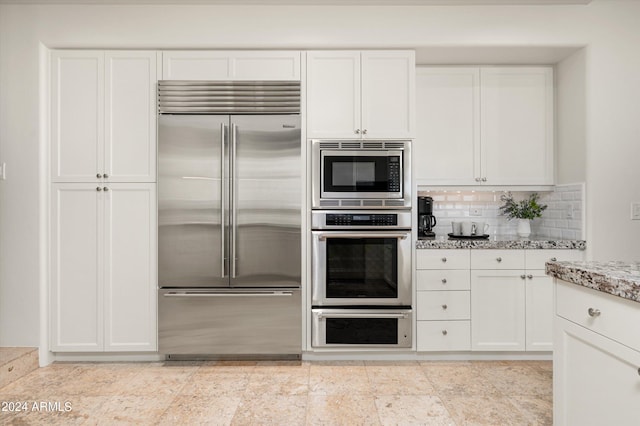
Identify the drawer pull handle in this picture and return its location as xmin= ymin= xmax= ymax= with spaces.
xmin=588 ymin=308 xmax=601 ymax=317
xmin=441 ymin=257 xmax=447 ymax=263
xmin=441 ymin=278 xmax=447 ymax=284
xmin=442 ymin=304 xmax=448 ymax=310
xmin=442 ymin=330 xmax=448 ymax=336
xmin=496 ymin=257 xmax=502 ymax=262
xmin=551 ymin=257 xmax=557 ymax=261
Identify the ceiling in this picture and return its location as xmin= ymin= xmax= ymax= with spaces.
xmin=0 ymin=0 xmax=593 ymax=5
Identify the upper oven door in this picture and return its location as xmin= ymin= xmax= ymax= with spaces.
xmin=320 ymin=150 xmax=403 ymax=199
xmin=311 ymin=230 xmax=412 ymax=307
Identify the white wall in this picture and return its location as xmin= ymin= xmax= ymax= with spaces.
xmin=1 ymin=1 xmax=640 ymax=347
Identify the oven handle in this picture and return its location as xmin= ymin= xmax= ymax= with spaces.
xmin=317 ymin=233 xmax=409 ymax=241
xmin=317 ymin=312 xmax=408 ymax=319
xmin=163 ymin=291 xmax=294 ymax=297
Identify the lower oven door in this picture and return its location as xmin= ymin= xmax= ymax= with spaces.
xmin=311 ymin=230 xmax=412 ymax=306
xmin=311 ymin=308 xmax=412 ymax=348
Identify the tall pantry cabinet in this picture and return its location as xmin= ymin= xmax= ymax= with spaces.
xmin=49 ymin=50 xmax=157 ymax=352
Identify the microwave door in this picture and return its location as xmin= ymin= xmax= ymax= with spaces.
xmin=158 ymin=114 xmax=229 ymax=288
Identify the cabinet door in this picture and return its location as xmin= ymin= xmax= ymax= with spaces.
xmin=105 ymin=51 xmax=157 ymax=182
xmin=104 ymin=184 xmax=157 ymax=351
xmin=361 ymin=51 xmax=415 ymax=139
xmin=51 ymin=51 xmax=104 ymax=182
xmin=306 ymin=51 xmax=361 ymax=139
xmin=415 ymin=67 xmax=480 ymax=185
xmin=525 ymin=272 xmax=553 ymax=351
xmin=162 ymin=51 xmax=232 ymax=80
xmin=480 ymin=67 xmax=554 ymax=185
xmin=471 ymin=270 xmax=525 ymax=351
xmin=554 ymin=317 xmax=640 ymax=426
xmin=51 ymin=184 xmax=103 ymax=351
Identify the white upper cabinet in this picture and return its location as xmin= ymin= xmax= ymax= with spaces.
xmin=415 ymin=66 xmax=554 ymax=186
xmin=51 ymin=50 xmax=157 ymax=183
xmin=307 ymin=50 xmax=415 ymax=139
xmin=481 ymin=67 xmax=554 ymax=185
xmin=162 ymin=51 xmax=301 ymax=81
xmin=415 ymin=67 xmax=480 ymax=185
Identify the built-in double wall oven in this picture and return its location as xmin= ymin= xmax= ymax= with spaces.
xmin=310 ymin=139 xmax=412 ymax=349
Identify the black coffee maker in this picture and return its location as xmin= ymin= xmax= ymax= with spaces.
xmin=418 ymin=196 xmax=437 ymax=239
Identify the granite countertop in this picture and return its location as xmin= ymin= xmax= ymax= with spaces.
xmin=546 ymin=261 xmax=640 ymax=303
xmin=416 ymin=235 xmax=586 ymax=250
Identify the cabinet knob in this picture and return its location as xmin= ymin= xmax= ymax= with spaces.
xmin=442 ymin=304 xmax=448 ymax=310
xmin=441 ymin=278 xmax=447 ymax=284
xmin=527 ymin=274 xmax=533 ymax=279
xmin=103 ymin=173 xmax=109 ymax=178
xmin=551 ymin=257 xmax=557 ymax=262
xmin=520 ymin=274 xmax=526 ymax=279
xmin=496 ymin=257 xmax=502 ymax=262
xmin=355 ymin=129 xmax=361 ymax=134
xmin=481 ymin=177 xmax=487 ymax=182
xmin=588 ymin=308 xmax=601 ymax=317
xmin=103 ymin=187 xmax=109 ymax=192
xmin=475 ymin=177 xmax=481 ymax=182
xmin=362 ymin=129 xmax=368 ymax=135
xmin=637 ymin=367 xmax=640 ymax=377
xmin=96 ymin=187 xmax=102 ymax=191
xmin=441 ymin=257 xmax=447 ymax=263
xmin=96 ymin=173 xmax=102 ymax=178
xmin=442 ymin=330 xmax=448 ymax=336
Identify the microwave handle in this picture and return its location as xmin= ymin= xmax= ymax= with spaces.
xmin=317 ymin=233 xmax=409 ymax=241
xmin=317 ymin=312 xmax=408 ymax=319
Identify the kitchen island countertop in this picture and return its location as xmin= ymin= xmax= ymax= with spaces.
xmin=416 ymin=235 xmax=586 ymax=250
xmin=546 ymin=260 xmax=640 ymax=303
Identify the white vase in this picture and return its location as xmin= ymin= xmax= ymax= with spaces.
xmin=517 ymin=219 xmax=531 ymax=238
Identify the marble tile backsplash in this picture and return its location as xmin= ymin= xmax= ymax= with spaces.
xmin=417 ymin=183 xmax=584 ymax=239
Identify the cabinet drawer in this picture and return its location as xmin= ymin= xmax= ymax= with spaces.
xmin=416 ymin=249 xmax=470 ymax=270
xmin=525 ymin=249 xmax=584 ymax=270
xmin=417 ymin=320 xmax=470 ymax=351
xmin=417 ymin=291 xmax=470 ymax=320
xmin=470 ymin=249 xmax=524 ymax=270
xmin=417 ymin=270 xmax=470 ymax=291
xmin=556 ymin=280 xmax=640 ymax=352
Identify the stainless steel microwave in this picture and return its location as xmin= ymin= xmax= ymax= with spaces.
xmin=311 ymin=140 xmax=411 ymax=209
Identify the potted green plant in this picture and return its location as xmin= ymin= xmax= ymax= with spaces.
xmin=499 ymin=192 xmax=548 ymax=238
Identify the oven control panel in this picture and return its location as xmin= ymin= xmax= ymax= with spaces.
xmin=326 ymin=213 xmax=397 ymax=227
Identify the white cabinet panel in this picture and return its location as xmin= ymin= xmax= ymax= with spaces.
xmin=306 ymin=50 xmax=414 ymax=139
xmin=470 ymin=249 xmax=525 ymax=270
xmin=162 ymin=50 xmax=301 ymax=81
xmin=416 ymin=269 xmax=470 ymax=291
xmin=525 ymin=249 xmax=584 ymax=269
xmin=51 ymin=51 xmax=104 ymax=182
xmin=471 ymin=270 xmax=526 ymax=351
xmin=51 ymin=184 xmax=103 ymax=351
xmin=481 ymin=67 xmax=554 ymax=185
xmin=105 ymin=51 xmax=157 ymax=182
xmin=416 ymin=249 xmax=470 ymax=270
xmin=415 ymin=67 xmax=480 ymax=185
xmin=306 ymin=51 xmax=361 ymax=139
xmin=104 ymin=184 xmax=157 ymax=351
xmin=417 ymin=321 xmax=470 ymax=351
xmin=555 ymin=317 xmax=640 ymax=426
xmin=361 ymin=51 xmax=415 ymax=139
xmin=525 ymin=273 xmax=553 ymax=351
xmin=417 ymin=291 xmax=470 ymax=320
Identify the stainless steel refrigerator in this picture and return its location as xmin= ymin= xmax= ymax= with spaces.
xmin=157 ymin=81 xmax=301 ymax=357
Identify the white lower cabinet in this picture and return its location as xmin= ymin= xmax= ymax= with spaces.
xmin=554 ymin=281 xmax=640 ymax=426
xmin=417 ymin=321 xmax=471 ymax=352
xmin=51 ymin=183 xmax=157 ymax=352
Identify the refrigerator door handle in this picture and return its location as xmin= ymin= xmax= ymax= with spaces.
xmin=221 ymin=122 xmax=227 ymax=278
xmin=231 ymin=122 xmax=238 ymax=278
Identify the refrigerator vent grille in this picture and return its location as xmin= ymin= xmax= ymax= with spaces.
xmin=158 ymin=80 xmax=301 ymax=114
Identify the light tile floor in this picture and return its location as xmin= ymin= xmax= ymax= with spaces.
xmin=0 ymin=360 xmax=552 ymax=425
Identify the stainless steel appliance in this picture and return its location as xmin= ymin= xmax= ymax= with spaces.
xmin=311 ymin=210 xmax=412 ymax=307
xmin=418 ymin=196 xmax=436 ymax=239
xmin=311 ymin=139 xmax=411 ymax=209
xmin=311 ymin=308 xmax=412 ymax=348
xmin=157 ymin=80 xmax=301 ymax=357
